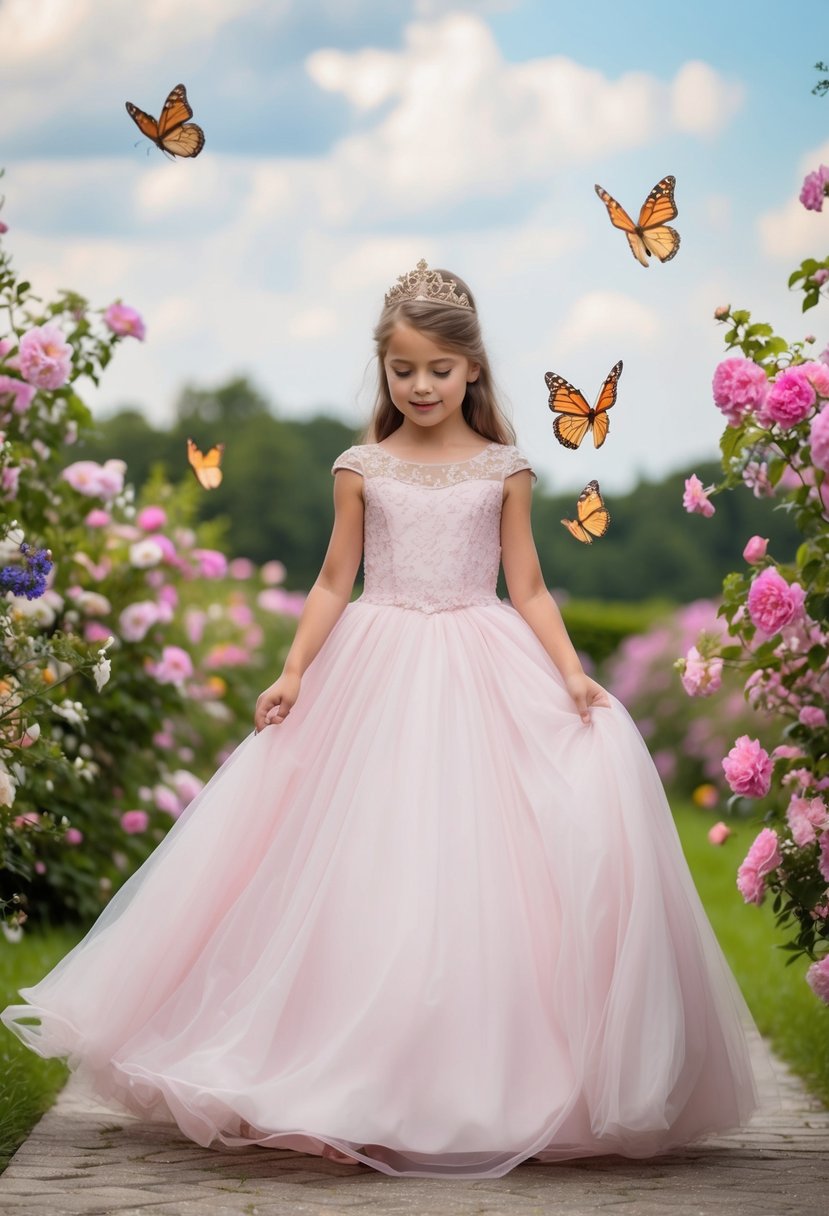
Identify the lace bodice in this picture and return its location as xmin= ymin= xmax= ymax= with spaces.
xmin=331 ymin=442 xmax=536 ymax=614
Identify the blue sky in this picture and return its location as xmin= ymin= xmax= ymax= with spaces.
xmin=2 ymin=0 xmax=828 ymax=494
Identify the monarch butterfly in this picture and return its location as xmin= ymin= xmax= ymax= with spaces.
xmin=561 ymin=480 xmax=610 ymax=544
xmin=125 ymin=84 xmax=205 ymax=158
xmin=594 ymin=176 xmax=679 ymax=267
xmin=546 ymin=360 xmax=623 ymax=450
xmin=187 ymin=438 xmax=224 ymax=489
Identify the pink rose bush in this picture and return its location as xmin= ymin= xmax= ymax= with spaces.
xmin=18 ymin=323 xmax=73 ymax=390
xmin=722 ymin=736 xmax=773 ymax=798
xmin=759 ymin=366 xmax=816 ymax=428
xmin=799 ymin=164 xmax=829 ymax=212
xmin=712 ymin=356 xmax=768 ymax=426
xmin=736 ymin=828 xmax=782 ymax=905
xmin=746 ymin=567 xmax=805 ymax=636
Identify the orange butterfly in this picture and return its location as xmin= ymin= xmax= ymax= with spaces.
xmin=561 ymin=481 xmax=610 ymax=544
xmin=594 ymin=176 xmax=679 ymax=267
xmin=187 ymin=438 xmax=224 ymax=489
xmin=546 ymin=360 xmax=622 ymax=450
xmin=126 ymin=84 xmax=205 ymax=158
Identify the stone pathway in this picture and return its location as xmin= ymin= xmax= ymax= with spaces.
xmin=1 ymin=1035 xmax=827 ymax=1215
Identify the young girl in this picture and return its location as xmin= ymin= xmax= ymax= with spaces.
xmin=3 ymin=260 xmax=760 ymax=1179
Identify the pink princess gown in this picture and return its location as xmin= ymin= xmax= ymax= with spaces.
xmin=2 ymin=441 xmax=760 ymax=1178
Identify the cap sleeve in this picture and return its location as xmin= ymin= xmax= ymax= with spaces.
xmin=504 ymin=446 xmax=537 ymax=484
xmin=331 ymin=446 xmax=363 ymax=476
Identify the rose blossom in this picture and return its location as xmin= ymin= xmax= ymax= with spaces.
xmin=741 ymin=461 xmax=774 ymax=498
xmin=736 ymin=863 xmax=766 ymax=905
xmin=193 ymin=548 xmax=228 ymax=579
xmin=137 ymin=505 xmax=167 ymax=531
xmin=153 ymin=784 xmax=182 ymax=816
xmin=747 ymin=567 xmax=805 ymax=636
xmin=722 ymin=735 xmax=773 ymax=798
xmin=736 ymin=827 xmax=782 ymax=907
xmin=84 ymin=508 xmax=111 ymax=527
xmin=786 ymin=795 xmax=828 ymax=847
xmin=119 ymin=600 xmax=159 ymax=642
xmin=806 ymin=956 xmax=829 ymax=1004
xmin=682 ymin=474 xmax=715 ymax=517
xmin=708 ymin=821 xmax=733 ymax=845
xmin=809 ymin=405 xmax=829 ymax=474
xmin=0 ymin=375 xmax=36 ymax=415
xmin=104 ymin=302 xmax=146 ymax=340
xmin=62 ymin=458 xmax=126 ymax=499
xmin=18 ymin=324 xmax=72 ymax=390
xmin=680 ymin=646 xmax=723 ymax=697
xmin=800 ymin=360 xmax=829 ymax=398
xmin=742 ymin=535 xmax=768 ymax=564
xmin=129 ymin=538 xmax=164 ymax=568
xmin=820 ymin=835 xmax=829 ymax=885
xmin=800 ymin=164 xmax=829 ymax=212
xmin=712 ymin=357 xmax=768 ymax=426
xmin=713 ymin=304 xmax=730 ymax=320
xmin=151 ymin=645 xmax=193 ymax=685
xmin=799 ymin=705 xmax=828 ymax=729
xmin=761 ymin=366 xmax=816 ymax=428
xmin=120 ymin=809 xmax=149 ymax=834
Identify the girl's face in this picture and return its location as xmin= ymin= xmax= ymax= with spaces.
xmin=383 ymin=322 xmax=479 ymax=431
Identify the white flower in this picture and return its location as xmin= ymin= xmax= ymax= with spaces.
xmin=2 ymin=922 xmax=23 ymax=944
xmin=0 ymin=765 xmax=16 ymax=807
xmin=92 ymin=654 xmax=111 ymax=692
xmin=129 ymin=538 xmax=164 ymax=568
xmin=53 ymin=699 xmax=88 ymax=727
xmin=76 ymin=590 xmax=112 ymax=617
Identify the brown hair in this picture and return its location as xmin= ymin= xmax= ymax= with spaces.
xmin=361 ymin=268 xmax=515 ymax=445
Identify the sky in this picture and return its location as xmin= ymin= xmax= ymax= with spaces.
xmin=2 ymin=0 xmax=828 ymax=494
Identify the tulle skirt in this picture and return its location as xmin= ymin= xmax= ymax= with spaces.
xmin=2 ymin=599 xmax=760 ymax=1178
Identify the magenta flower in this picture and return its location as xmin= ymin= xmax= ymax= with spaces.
xmin=682 ymin=474 xmax=715 ymax=517
xmin=18 ymin=324 xmax=73 ymax=390
xmin=708 ymin=821 xmax=733 ymax=845
xmin=722 ymin=735 xmax=773 ymax=798
xmin=742 ymin=535 xmax=768 ymax=564
xmin=747 ymin=567 xmax=805 ymax=636
xmin=712 ymin=357 xmax=768 ymax=427
xmin=64 ymin=827 xmax=83 ymax=845
xmin=193 ymin=548 xmax=228 ymax=579
xmin=809 ymin=405 xmax=829 ymax=474
xmin=806 ymin=956 xmax=829 ymax=1004
xmin=151 ymin=644 xmax=193 ymax=686
xmin=680 ymin=645 xmax=723 ymax=697
xmin=761 ymin=366 xmax=817 ymax=428
xmin=137 ymin=505 xmax=167 ymax=531
xmin=801 ymin=361 xmax=829 ymax=398
xmin=104 ymin=302 xmax=146 ymax=340
xmin=800 ymin=164 xmax=829 ymax=212
xmin=786 ymin=795 xmax=828 ymax=847
xmin=736 ymin=862 xmax=766 ymax=905
xmin=120 ymin=809 xmax=149 ymax=834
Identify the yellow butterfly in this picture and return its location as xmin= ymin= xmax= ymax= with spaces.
xmin=561 ymin=481 xmax=610 ymax=544
xmin=126 ymin=84 xmax=205 ymax=159
xmin=594 ymin=176 xmax=680 ymax=267
xmin=546 ymin=360 xmax=622 ymax=450
xmin=187 ymin=438 xmax=224 ymax=489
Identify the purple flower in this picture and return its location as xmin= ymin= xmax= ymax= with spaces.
xmin=0 ymin=543 xmax=53 ymax=599
xmin=712 ymin=357 xmax=768 ymax=427
xmin=800 ymin=164 xmax=829 ymax=212
xmin=761 ymin=367 xmax=817 ymax=428
xmin=18 ymin=324 xmax=72 ymax=390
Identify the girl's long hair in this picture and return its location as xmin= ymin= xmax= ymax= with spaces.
xmin=361 ymin=269 xmax=515 ymax=446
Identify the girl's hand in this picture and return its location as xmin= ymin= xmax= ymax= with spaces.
xmin=254 ymin=672 xmax=301 ymax=732
xmin=564 ymin=671 xmax=611 ymax=725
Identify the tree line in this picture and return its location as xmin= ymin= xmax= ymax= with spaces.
xmin=76 ymin=376 xmax=798 ymax=603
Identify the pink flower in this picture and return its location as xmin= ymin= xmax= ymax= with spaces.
xmin=742 ymin=535 xmax=768 ymax=564
xmin=229 ymin=557 xmax=255 ymax=579
xmin=137 ymin=505 xmax=167 ymax=531
xmin=169 ymin=769 xmax=204 ymax=806
xmin=64 ymin=827 xmax=83 ymax=845
xmin=680 ymin=646 xmax=723 ymax=697
xmin=84 ymin=621 xmax=113 ymax=643
xmin=151 ymin=645 xmax=193 ymax=686
xmin=801 ymin=360 xmax=829 ymax=398
xmin=737 ymin=827 xmax=782 ymax=905
xmin=708 ymin=821 xmax=733 ymax=845
xmin=811 ymin=268 xmax=829 ymax=286
xmin=786 ymin=795 xmax=828 ymax=847
xmin=820 ymin=834 xmax=829 ymax=885
xmin=713 ymin=304 xmax=730 ymax=320
xmin=806 ymin=956 xmax=829 ymax=1004
xmin=119 ymin=600 xmax=159 ymax=642
xmin=741 ymin=461 xmax=774 ymax=498
xmin=153 ymin=784 xmax=183 ymax=817
xmin=261 ymin=560 xmax=286 ymax=585
xmin=104 ymin=302 xmax=146 ymax=340
xmin=747 ymin=567 xmax=805 ymax=636
xmin=120 ymin=809 xmax=149 ymax=834
xmin=722 ymin=735 xmax=773 ymax=798
xmin=809 ymin=405 xmax=829 ymax=474
xmin=0 ymin=221 xmax=7 ymax=235
xmin=193 ymin=548 xmax=228 ymax=579
xmin=84 ymin=508 xmax=111 ymax=527
xmin=736 ymin=863 xmax=766 ymax=905
xmin=800 ymin=164 xmax=829 ymax=212
xmin=0 ymin=375 xmax=36 ymax=416
xmin=761 ymin=366 xmax=816 ymax=428
xmin=184 ymin=607 xmax=206 ymax=644
xmin=18 ymin=324 xmax=73 ymax=390
xmin=799 ymin=705 xmax=828 ymax=729
xmin=62 ymin=458 xmax=126 ymax=499
xmin=712 ymin=357 xmax=768 ymax=426
xmin=152 ymin=730 xmax=175 ymax=749
xmin=682 ymin=474 xmax=715 ymax=517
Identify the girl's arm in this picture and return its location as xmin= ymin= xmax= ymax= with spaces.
xmin=254 ymin=469 xmax=364 ymax=731
xmin=500 ymin=470 xmax=610 ymax=724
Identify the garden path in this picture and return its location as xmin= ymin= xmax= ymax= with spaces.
xmin=0 ymin=1031 xmax=827 ymax=1216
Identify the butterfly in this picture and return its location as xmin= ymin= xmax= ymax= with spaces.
xmin=594 ymin=176 xmax=680 ymax=267
xmin=561 ymin=480 xmax=610 ymax=544
xmin=187 ymin=438 xmax=224 ymax=489
xmin=545 ymin=360 xmax=623 ymax=450
xmin=125 ymin=84 xmax=205 ymax=159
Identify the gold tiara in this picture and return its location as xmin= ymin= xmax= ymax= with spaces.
xmin=384 ymin=258 xmax=472 ymax=310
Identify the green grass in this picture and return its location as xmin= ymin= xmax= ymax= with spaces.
xmin=673 ymin=800 xmax=829 ymax=1106
xmin=0 ymin=923 xmax=86 ymax=1171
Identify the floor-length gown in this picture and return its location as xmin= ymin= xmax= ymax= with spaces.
xmin=2 ymin=441 xmax=760 ymax=1179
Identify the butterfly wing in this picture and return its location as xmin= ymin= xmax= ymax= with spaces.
xmin=589 ymin=360 xmax=623 ymax=449
xmin=594 ymin=183 xmax=636 ymax=232
xmin=160 ymin=123 xmax=205 ymax=157
xmin=157 ymin=84 xmax=205 ymax=158
xmin=577 ymin=480 xmax=610 ymax=539
xmin=561 ymin=517 xmax=591 ymax=544
xmin=545 ymin=370 xmax=592 ymax=450
xmin=125 ymin=101 xmax=161 ymax=146
xmin=187 ymin=437 xmax=224 ymax=489
xmin=640 ymin=225 xmax=680 ymax=262
xmin=637 ymin=176 xmax=680 ymax=263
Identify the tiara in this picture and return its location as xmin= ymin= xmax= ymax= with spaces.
xmin=384 ymin=258 xmax=472 ymax=310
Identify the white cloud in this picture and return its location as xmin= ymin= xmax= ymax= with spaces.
xmin=756 ymin=138 xmax=829 ymax=260
xmin=671 ymin=61 xmax=743 ymax=136
xmin=556 ymin=291 xmax=661 ymax=350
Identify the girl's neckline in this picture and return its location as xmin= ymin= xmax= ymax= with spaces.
xmin=370 ymin=441 xmax=500 ymax=466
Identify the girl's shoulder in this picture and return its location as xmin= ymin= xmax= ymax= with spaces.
xmin=332 ymin=442 xmax=536 ymax=482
